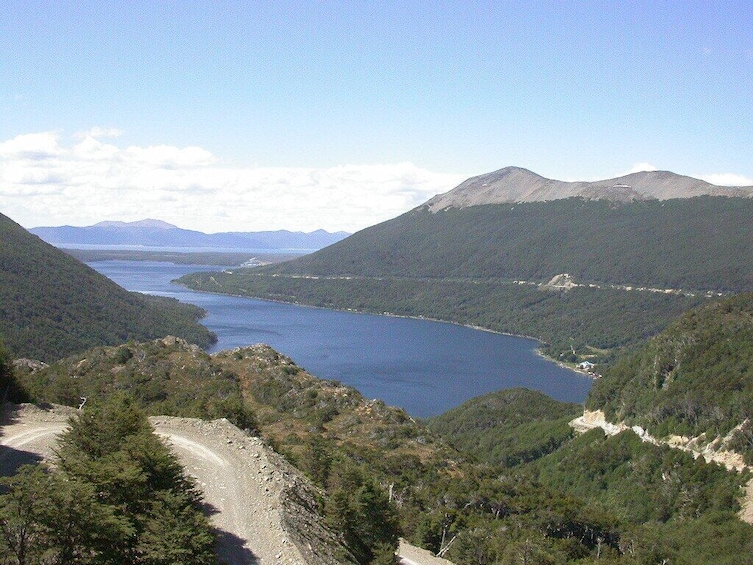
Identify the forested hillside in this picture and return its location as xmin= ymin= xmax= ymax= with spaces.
xmin=428 ymin=388 xmax=581 ymax=467
xmin=0 ymin=213 xmax=215 ymax=361
xmin=14 ymin=336 xmax=256 ymax=431
xmin=11 ymin=338 xmax=753 ymax=564
xmin=259 ymin=197 xmax=753 ymax=291
xmin=178 ymin=196 xmax=753 ymax=362
xmin=424 ymin=323 xmax=753 ymax=564
xmin=588 ymin=291 xmax=753 ymax=461
xmin=179 ymin=261 xmax=704 ymax=361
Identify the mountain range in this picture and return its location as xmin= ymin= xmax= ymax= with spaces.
xmin=29 ymin=219 xmax=350 ymax=251
xmin=252 ymin=167 xmax=753 ymax=290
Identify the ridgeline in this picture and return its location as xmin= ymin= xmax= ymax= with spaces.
xmin=0 ymin=212 xmax=215 ymax=361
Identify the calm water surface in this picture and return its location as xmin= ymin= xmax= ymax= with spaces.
xmin=89 ymin=261 xmax=592 ymax=417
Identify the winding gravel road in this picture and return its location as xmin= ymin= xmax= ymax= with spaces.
xmin=1 ymin=404 xmax=452 ymax=565
xmin=0 ymin=404 xmax=308 ymax=565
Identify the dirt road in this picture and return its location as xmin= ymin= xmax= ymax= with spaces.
xmin=0 ymin=404 xmax=316 ymax=565
xmin=0 ymin=404 xmax=452 ymax=565
xmin=571 ymin=409 xmax=753 ymax=525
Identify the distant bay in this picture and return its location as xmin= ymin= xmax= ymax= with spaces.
xmin=88 ymin=260 xmax=592 ymax=417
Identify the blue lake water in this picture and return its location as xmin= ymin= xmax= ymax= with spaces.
xmin=88 ymin=260 xmax=592 ymax=417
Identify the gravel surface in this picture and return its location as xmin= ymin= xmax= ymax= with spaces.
xmin=0 ymin=404 xmax=347 ymax=565
xmin=397 ymin=540 xmax=454 ymax=565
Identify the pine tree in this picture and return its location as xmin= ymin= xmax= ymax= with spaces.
xmin=0 ymin=396 xmax=217 ymax=564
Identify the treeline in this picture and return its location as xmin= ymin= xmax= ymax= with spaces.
xmin=0 ymin=212 xmax=216 ymax=362
xmin=177 ymin=271 xmax=704 ymax=361
xmin=425 ymin=389 xmax=753 ymax=564
xmin=0 ymin=397 xmax=216 ymax=564
xmin=264 ymin=197 xmax=753 ymax=292
xmin=253 ymin=358 xmax=753 ymax=564
xmin=175 ymin=197 xmax=753 ymax=362
xmin=427 ymin=388 xmax=582 ymax=467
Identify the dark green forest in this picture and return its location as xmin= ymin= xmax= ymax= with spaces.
xmin=9 ymin=335 xmax=753 ymax=564
xmin=177 ymin=197 xmax=753 ymax=362
xmin=178 ymin=270 xmax=704 ymax=361
xmin=428 ymin=389 xmax=582 ymax=467
xmin=588 ymin=291 xmax=753 ymax=461
xmin=0 ymin=213 xmax=216 ymax=361
xmin=259 ymin=197 xmax=753 ymax=292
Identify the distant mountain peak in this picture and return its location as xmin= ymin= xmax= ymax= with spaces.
xmin=425 ymin=167 xmax=753 ymax=211
xmin=94 ymin=219 xmax=178 ymax=229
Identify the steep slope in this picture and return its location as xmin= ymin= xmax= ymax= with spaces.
xmin=0 ymin=213 xmax=215 ymax=361
xmin=11 ymin=337 xmax=753 ymax=564
xmin=177 ymin=168 xmax=753 ymax=362
xmin=425 ymin=166 xmax=753 ymax=210
xmin=587 ymin=292 xmax=753 ymax=461
xmin=257 ymin=196 xmax=753 ymax=291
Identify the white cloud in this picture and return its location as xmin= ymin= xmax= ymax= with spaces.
xmin=1 ymin=130 xmax=465 ymax=232
xmin=697 ymin=172 xmax=753 ymax=186
xmin=124 ymin=144 xmax=217 ymax=168
xmin=0 ymin=131 xmax=64 ymax=159
xmin=74 ymin=126 xmax=124 ymax=139
xmin=622 ymin=162 xmax=658 ymax=175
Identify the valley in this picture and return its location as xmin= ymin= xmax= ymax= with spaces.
xmin=3 ymin=167 xmax=753 ymax=564
xmin=85 ymin=259 xmax=592 ymax=416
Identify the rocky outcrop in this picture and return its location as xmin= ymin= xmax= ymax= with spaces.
xmin=570 ymin=409 xmax=747 ymax=471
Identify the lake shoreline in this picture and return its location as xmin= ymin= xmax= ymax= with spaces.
xmin=173 ymin=279 xmax=591 ymax=382
xmin=84 ymin=260 xmax=592 ymax=416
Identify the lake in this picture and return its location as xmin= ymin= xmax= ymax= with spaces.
xmin=88 ymin=260 xmax=592 ymax=417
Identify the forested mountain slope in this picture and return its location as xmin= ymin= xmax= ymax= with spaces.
xmin=260 ymin=197 xmax=753 ymax=292
xmin=180 ymin=197 xmax=752 ymax=362
xmin=0 ymin=212 xmax=215 ymax=361
xmin=427 ymin=388 xmax=581 ymax=467
xmin=424 ymin=316 xmax=753 ymax=564
xmin=587 ymin=291 xmax=753 ymax=462
xmin=179 ymin=169 xmax=753 ymax=363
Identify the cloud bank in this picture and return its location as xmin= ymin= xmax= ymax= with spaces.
xmin=4 ymin=133 xmax=751 ymax=234
xmin=697 ymin=172 xmax=753 ymax=187
xmin=0 ymin=131 xmax=465 ymax=233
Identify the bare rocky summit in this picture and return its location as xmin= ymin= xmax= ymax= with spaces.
xmin=425 ymin=166 xmax=753 ymax=211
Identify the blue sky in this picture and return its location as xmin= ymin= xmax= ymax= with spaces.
xmin=1 ymin=1 xmax=752 ymax=232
